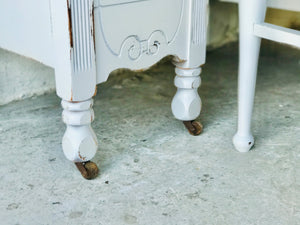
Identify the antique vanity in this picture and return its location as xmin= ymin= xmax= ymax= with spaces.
xmin=0 ymin=0 xmax=208 ymax=178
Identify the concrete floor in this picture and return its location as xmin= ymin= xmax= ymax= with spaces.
xmin=0 ymin=42 xmax=299 ymax=225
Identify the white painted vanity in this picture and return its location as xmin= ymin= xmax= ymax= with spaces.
xmin=0 ymin=0 xmax=208 ymax=178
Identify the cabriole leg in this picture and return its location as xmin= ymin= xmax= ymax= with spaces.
xmin=61 ymin=99 xmax=99 ymax=179
xmin=171 ymin=66 xmax=203 ymax=135
xmin=233 ymin=0 xmax=267 ymax=152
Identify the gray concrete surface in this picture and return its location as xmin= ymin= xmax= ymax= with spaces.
xmin=0 ymin=42 xmax=299 ymax=225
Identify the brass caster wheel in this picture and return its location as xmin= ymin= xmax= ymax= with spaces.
xmin=75 ymin=161 xmax=99 ymax=180
xmin=183 ymin=120 xmax=203 ymax=136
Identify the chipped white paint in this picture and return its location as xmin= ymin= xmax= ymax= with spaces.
xmin=62 ymin=99 xmax=98 ymax=162
xmin=224 ymin=0 xmax=300 ymax=152
xmin=51 ymin=0 xmax=97 ymax=102
xmin=0 ymin=0 xmax=208 ymax=163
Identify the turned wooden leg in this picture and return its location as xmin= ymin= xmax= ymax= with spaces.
xmin=233 ymin=0 xmax=267 ymax=152
xmin=171 ymin=66 xmax=203 ymax=135
xmin=61 ymin=99 xmax=99 ymax=179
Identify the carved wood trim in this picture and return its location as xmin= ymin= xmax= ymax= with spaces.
xmin=192 ymin=0 xmax=207 ymax=45
xmin=69 ymin=0 xmax=95 ymax=72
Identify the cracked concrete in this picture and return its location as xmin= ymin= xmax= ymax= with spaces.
xmin=0 ymin=42 xmax=299 ymax=225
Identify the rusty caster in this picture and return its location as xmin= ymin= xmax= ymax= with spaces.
xmin=183 ymin=120 xmax=203 ymax=136
xmin=75 ymin=161 xmax=99 ymax=180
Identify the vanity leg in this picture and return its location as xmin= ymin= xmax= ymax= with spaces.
xmin=61 ymin=98 xmax=99 ymax=179
xmin=171 ymin=66 xmax=203 ymax=135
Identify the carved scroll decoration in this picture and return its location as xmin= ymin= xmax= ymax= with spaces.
xmin=119 ymin=30 xmax=167 ymax=60
xmin=96 ymin=0 xmax=184 ymax=61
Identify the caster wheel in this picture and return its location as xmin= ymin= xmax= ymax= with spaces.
xmin=75 ymin=161 xmax=99 ymax=180
xmin=183 ymin=120 xmax=203 ymax=136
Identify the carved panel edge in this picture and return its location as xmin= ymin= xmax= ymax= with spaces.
xmin=192 ymin=0 xmax=208 ymax=45
xmin=69 ymin=0 xmax=96 ymax=73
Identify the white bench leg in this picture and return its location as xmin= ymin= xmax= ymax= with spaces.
xmin=233 ymin=0 xmax=267 ymax=152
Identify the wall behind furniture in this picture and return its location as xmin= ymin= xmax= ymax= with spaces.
xmin=1 ymin=1 xmax=299 ymax=105
xmin=0 ymin=48 xmax=55 ymax=105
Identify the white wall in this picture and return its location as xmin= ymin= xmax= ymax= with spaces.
xmin=0 ymin=48 xmax=55 ymax=105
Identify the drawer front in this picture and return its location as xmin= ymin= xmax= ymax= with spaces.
xmin=95 ymin=0 xmax=184 ymax=56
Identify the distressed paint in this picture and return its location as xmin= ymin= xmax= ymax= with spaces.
xmin=51 ymin=0 xmax=97 ymax=102
xmin=61 ymin=99 xmax=98 ymax=162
